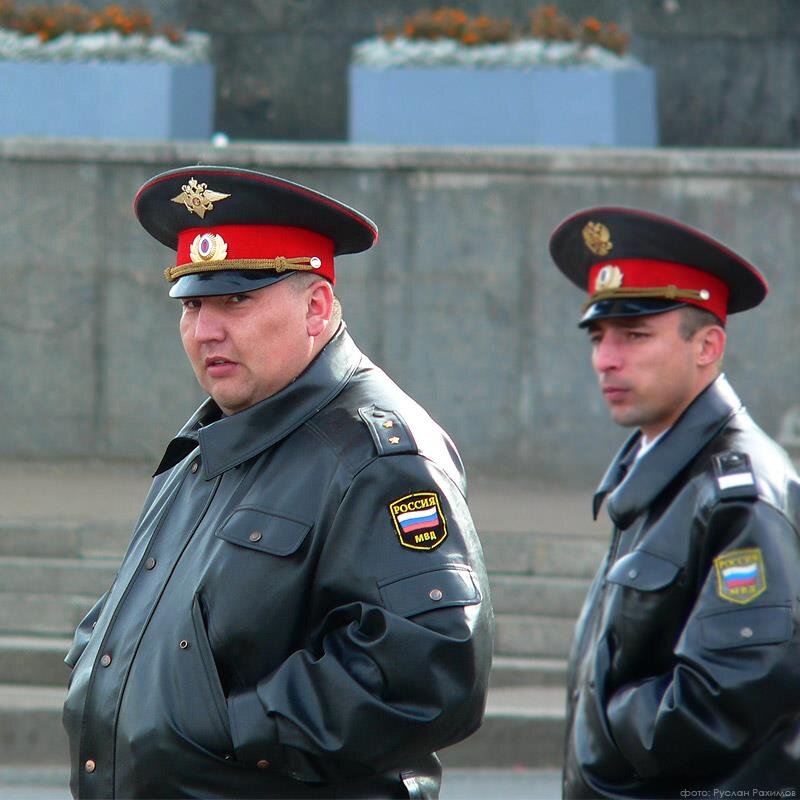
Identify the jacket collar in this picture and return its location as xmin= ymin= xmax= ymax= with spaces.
xmin=154 ymin=325 xmax=362 ymax=478
xmin=593 ymin=374 xmax=743 ymax=528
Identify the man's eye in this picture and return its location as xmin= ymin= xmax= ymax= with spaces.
xmin=229 ymin=294 xmax=249 ymax=304
xmin=181 ymin=300 xmax=200 ymax=311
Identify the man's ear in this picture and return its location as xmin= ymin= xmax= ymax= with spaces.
xmin=696 ymin=325 xmax=726 ymax=367
xmin=306 ymin=279 xmax=334 ymax=337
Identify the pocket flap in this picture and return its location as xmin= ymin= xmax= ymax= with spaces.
xmin=379 ymin=565 xmax=481 ymax=618
xmin=216 ymin=507 xmax=311 ymax=556
xmin=606 ymin=550 xmax=680 ymax=591
xmin=700 ymin=605 xmax=792 ymax=650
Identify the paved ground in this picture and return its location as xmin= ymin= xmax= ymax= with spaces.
xmin=0 ymin=767 xmax=562 ymax=799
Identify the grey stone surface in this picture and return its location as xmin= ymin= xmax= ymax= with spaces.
xmin=495 ymin=614 xmax=577 ymax=659
xmin=1 ymin=141 xmax=799 ymax=481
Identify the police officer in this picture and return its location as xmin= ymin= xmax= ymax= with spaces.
xmin=62 ymin=166 xmax=494 ymax=799
xmin=550 ymin=207 xmax=800 ymax=797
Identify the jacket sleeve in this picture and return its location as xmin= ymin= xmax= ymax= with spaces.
xmin=605 ymin=498 xmax=800 ymax=779
xmin=226 ymin=454 xmax=494 ymax=781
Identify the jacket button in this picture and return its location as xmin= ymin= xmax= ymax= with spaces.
xmin=179 ymin=640 xmax=190 ymax=650
xmin=100 ymin=654 xmax=112 ymax=667
xmin=256 ymin=759 xmax=270 ymax=769
xmin=429 ymin=589 xmax=443 ymax=601
xmin=145 ymin=557 xmax=156 ymax=570
xmin=740 ymin=627 xmax=754 ymax=638
xmin=249 ymin=532 xmax=262 ymax=542
xmin=85 ymin=760 xmax=96 ymax=773
xmin=190 ymin=460 xmax=199 ymax=474
xmin=627 ymin=568 xmax=638 ymax=580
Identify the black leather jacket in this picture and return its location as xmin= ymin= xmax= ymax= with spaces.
xmin=564 ymin=375 xmax=800 ymax=798
xmin=63 ymin=327 xmax=494 ymax=799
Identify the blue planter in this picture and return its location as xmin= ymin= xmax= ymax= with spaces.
xmin=349 ymin=64 xmax=658 ymax=147
xmin=0 ymin=61 xmax=214 ymax=140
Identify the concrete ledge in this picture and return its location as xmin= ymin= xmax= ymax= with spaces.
xmin=1 ymin=138 xmax=800 ymax=178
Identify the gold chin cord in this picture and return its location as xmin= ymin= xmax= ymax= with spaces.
xmin=164 ymin=257 xmax=320 ymax=282
xmin=582 ymin=284 xmax=710 ymax=312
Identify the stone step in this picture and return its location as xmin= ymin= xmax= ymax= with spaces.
xmin=482 ymin=531 xmax=606 ymax=579
xmin=0 ymin=521 xmax=130 ymax=560
xmin=0 ymin=684 xmax=70 ymax=765
xmin=0 ymin=593 xmax=94 ymax=637
xmin=489 ymin=574 xmax=589 ymax=618
xmin=495 ymin=614 xmax=577 ymax=659
xmin=0 ymin=683 xmax=566 ymax=769
xmin=490 ymin=656 xmax=567 ymax=688
xmin=0 ymin=557 xmax=116 ymax=596
xmin=444 ymin=685 xmax=567 ymax=769
xmin=0 ymin=636 xmax=72 ymax=686
xmin=0 ymin=636 xmax=570 ymax=690
xmin=0 ymin=521 xmax=608 ymax=580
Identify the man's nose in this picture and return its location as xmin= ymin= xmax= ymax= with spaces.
xmin=592 ymin=337 xmax=622 ymax=373
xmin=193 ymin=306 xmax=225 ymax=342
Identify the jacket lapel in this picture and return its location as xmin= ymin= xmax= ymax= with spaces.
xmin=600 ymin=375 xmax=743 ymax=529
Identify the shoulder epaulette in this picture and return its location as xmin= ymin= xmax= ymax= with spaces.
xmin=358 ymin=405 xmax=418 ymax=456
xmin=712 ymin=451 xmax=758 ymax=501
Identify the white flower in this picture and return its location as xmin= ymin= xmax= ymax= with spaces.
xmin=351 ymin=36 xmax=641 ymax=70
xmin=0 ymin=28 xmax=210 ymax=63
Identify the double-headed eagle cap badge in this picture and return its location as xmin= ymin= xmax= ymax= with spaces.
xmin=171 ymin=177 xmax=231 ymax=219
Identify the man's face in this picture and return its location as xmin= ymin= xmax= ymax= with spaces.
xmin=179 ymin=279 xmax=313 ymax=415
xmin=587 ymin=310 xmax=709 ymax=439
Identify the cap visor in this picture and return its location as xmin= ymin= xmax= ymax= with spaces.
xmin=168 ymin=270 xmax=295 ymax=298
xmin=578 ymin=298 xmax=686 ymax=328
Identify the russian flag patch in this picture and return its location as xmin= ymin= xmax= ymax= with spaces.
xmin=388 ymin=491 xmax=448 ymax=551
xmin=713 ymin=547 xmax=767 ymax=604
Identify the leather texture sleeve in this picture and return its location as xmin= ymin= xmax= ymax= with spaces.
xmin=226 ymin=454 xmax=494 ymax=782
xmin=605 ymin=498 xmax=800 ymax=779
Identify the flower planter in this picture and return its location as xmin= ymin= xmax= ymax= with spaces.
xmin=348 ymin=64 xmax=657 ymax=147
xmin=0 ymin=60 xmax=214 ymax=140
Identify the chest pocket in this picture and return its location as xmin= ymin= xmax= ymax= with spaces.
xmin=606 ymin=550 xmax=681 ymax=592
xmin=215 ymin=507 xmax=311 ymax=556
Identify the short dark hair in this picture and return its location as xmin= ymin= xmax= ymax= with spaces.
xmin=678 ymin=305 xmax=723 ymax=340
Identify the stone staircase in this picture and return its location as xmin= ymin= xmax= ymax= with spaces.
xmin=0 ymin=491 xmax=608 ymax=770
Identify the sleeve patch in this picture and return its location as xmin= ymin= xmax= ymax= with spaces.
xmin=713 ymin=547 xmax=767 ymax=604
xmin=388 ymin=492 xmax=448 ymax=551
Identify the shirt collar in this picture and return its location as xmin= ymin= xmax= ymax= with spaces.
xmin=154 ymin=325 xmax=362 ymax=478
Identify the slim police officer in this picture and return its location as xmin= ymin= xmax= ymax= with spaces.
xmin=550 ymin=207 xmax=800 ymax=797
xmin=62 ymin=166 xmax=494 ymax=799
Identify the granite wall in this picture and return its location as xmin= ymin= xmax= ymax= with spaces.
xmin=1 ymin=141 xmax=798 ymax=483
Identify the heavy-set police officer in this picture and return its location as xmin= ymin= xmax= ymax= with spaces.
xmin=62 ymin=166 xmax=494 ymax=799
xmin=550 ymin=207 xmax=800 ymax=797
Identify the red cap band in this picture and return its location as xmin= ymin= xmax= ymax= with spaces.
xmin=175 ymin=224 xmax=336 ymax=283
xmin=587 ymin=258 xmax=730 ymax=322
